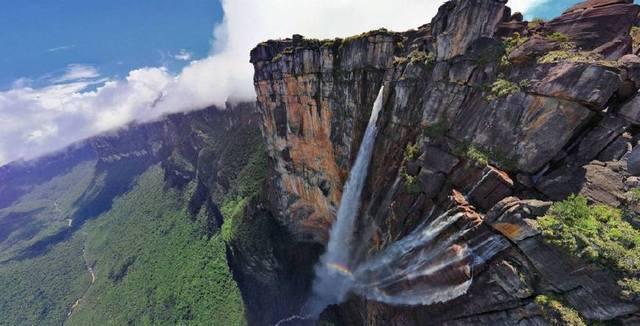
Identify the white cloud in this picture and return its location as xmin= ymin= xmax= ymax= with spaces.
xmin=47 ymin=45 xmax=76 ymax=53
xmin=0 ymin=67 xmax=173 ymax=164
xmin=152 ymin=0 xmax=549 ymax=117
xmin=0 ymin=0 xmax=548 ymax=165
xmin=174 ymin=49 xmax=193 ymax=61
xmin=51 ymin=64 xmax=101 ymax=84
xmin=11 ymin=77 xmax=32 ymax=89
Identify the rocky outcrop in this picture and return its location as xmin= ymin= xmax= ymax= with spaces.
xmin=251 ymin=30 xmax=400 ymax=243
xmin=249 ymin=0 xmax=640 ymax=325
xmin=431 ymin=0 xmax=507 ymax=60
xmin=528 ymin=62 xmax=621 ymax=108
xmin=547 ymin=0 xmax=639 ymax=55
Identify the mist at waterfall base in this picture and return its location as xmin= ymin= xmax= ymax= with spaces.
xmin=285 ymin=87 xmax=510 ymax=323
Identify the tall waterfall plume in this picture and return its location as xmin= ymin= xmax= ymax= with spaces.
xmin=303 ymin=86 xmax=386 ymax=317
xmin=287 ymin=86 xmax=510 ymax=324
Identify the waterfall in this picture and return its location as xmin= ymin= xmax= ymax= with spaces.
xmin=303 ymin=86 xmax=386 ymax=317
xmin=350 ymin=209 xmax=509 ymax=306
xmin=277 ymin=86 xmax=510 ymax=325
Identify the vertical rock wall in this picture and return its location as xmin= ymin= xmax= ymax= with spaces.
xmin=248 ymin=0 xmax=640 ymax=324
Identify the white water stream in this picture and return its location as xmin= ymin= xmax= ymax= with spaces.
xmin=275 ymin=86 xmax=509 ymax=325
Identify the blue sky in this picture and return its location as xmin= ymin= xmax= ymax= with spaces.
xmin=0 ymin=0 xmax=223 ymax=89
xmin=527 ymin=0 xmax=640 ymax=18
xmin=526 ymin=0 xmax=583 ymax=19
xmin=0 ymin=0 xmax=602 ymax=90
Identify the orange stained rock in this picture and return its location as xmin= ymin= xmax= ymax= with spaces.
xmin=491 ymin=222 xmax=523 ymax=241
xmin=259 ymin=75 xmax=348 ymax=237
xmin=451 ymin=189 xmax=469 ymax=206
xmin=489 ymin=166 xmax=514 ymax=187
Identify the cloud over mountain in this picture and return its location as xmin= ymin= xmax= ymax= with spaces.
xmin=0 ymin=0 xmax=546 ymax=165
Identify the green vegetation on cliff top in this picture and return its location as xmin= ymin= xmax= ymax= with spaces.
xmin=535 ymin=295 xmax=586 ymax=326
xmin=538 ymin=195 xmax=640 ymax=300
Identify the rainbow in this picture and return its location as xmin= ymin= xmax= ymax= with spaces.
xmin=327 ymin=263 xmax=353 ymax=277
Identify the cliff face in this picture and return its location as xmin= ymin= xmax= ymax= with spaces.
xmin=251 ymin=32 xmax=398 ymax=243
xmin=0 ymin=104 xmax=264 ymax=324
xmin=0 ymin=104 xmax=261 ymax=259
xmin=91 ymin=103 xmax=262 ymax=228
xmin=248 ymin=0 xmax=640 ymax=324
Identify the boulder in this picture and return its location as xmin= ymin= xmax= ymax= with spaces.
xmin=418 ymin=169 xmax=447 ymax=199
xmin=537 ymin=162 xmax=627 ymax=206
xmin=535 ymin=164 xmax=584 ymax=201
xmin=466 ymin=166 xmax=514 ymax=211
xmin=619 ymin=54 xmax=640 ymax=89
xmin=489 ymin=260 xmax=534 ymax=299
xmin=570 ymin=116 xmax=628 ymax=164
xmin=486 ymin=197 xmax=550 ymax=242
xmin=624 ymin=176 xmax=640 ymax=189
xmin=508 ymin=35 xmax=557 ymax=64
xmin=581 ymin=163 xmax=627 ymax=206
xmin=529 ymin=62 xmax=621 ymax=108
xmin=593 ymin=36 xmax=633 ymax=60
xmin=619 ymin=94 xmax=640 ymax=124
xmin=598 ymin=132 xmax=633 ymax=161
xmin=418 ymin=146 xmax=460 ymax=174
xmin=510 ymin=12 xmax=524 ymax=22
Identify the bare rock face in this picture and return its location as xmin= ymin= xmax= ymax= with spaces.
xmin=619 ymin=54 xmax=640 ymax=93
xmin=508 ymin=34 xmax=557 ymax=63
xmin=546 ymin=0 xmax=639 ymax=54
xmin=619 ymin=94 xmax=640 ymax=125
xmin=448 ymin=93 xmax=592 ymax=173
xmin=628 ymin=146 xmax=640 ymax=175
xmin=247 ymin=0 xmax=640 ymax=324
xmin=528 ymin=62 xmax=621 ymax=108
xmin=251 ymin=31 xmax=399 ymax=243
xmin=466 ymin=166 xmax=514 ymax=211
xmin=570 ymin=116 xmax=629 ymax=165
xmin=431 ymin=0 xmax=507 ymax=60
